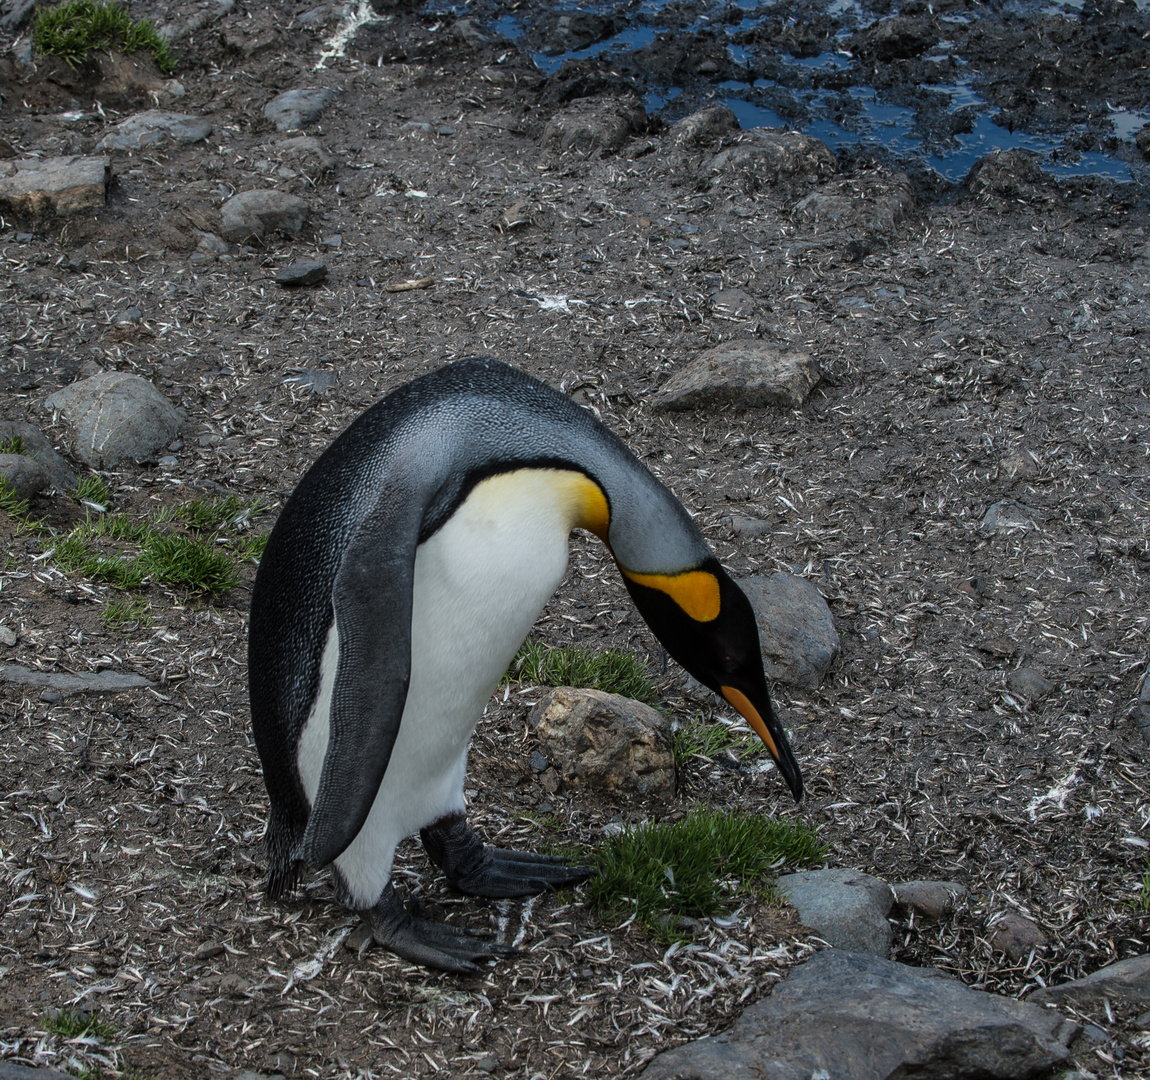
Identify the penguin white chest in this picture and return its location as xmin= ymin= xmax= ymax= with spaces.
xmin=297 ymin=468 xmax=597 ymax=906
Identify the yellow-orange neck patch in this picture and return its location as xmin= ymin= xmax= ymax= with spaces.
xmin=623 ymin=568 xmax=721 ymax=622
xmin=556 ymin=471 xmax=609 ymax=541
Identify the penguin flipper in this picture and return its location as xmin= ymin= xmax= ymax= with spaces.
xmin=366 ymin=882 xmax=517 ymax=974
xmin=299 ymin=491 xmax=421 ymax=870
xmin=421 ymin=814 xmax=594 ymax=899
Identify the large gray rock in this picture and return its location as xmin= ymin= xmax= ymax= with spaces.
xmin=777 ymin=868 xmax=895 ymax=956
xmin=263 ymin=88 xmax=338 ymax=131
xmin=794 ymin=173 xmax=917 ymax=234
xmin=0 ymin=420 xmax=76 ymax=490
xmin=0 ymin=453 xmax=48 ymax=500
xmin=853 ymin=15 xmax=939 ymax=61
xmin=0 ymin=1062 xmax=76 ymax=1079
xmin=542 ymin=99 xmax=647 ymax=155
xmin=529 ymin=687 xmax=675 ymax=799
xmin=219 ymin=189 xmax=309 ymax=243
xmin=671 ymin=105 xmax=738 ymax=148
xmin=707 ymin=130 xmax=836 ymax=194
xmin=740 ymin=572 xmax=839 ymax=689
xmin=96 ymin=110 xmax=213 ymax=151
xmin=0 ymin=156 xmax=110 ymax=218
xmin=965 ymin=149 xmax=1049 ymax=202
xmin=1030 ymin=955 xmax=1150 ymax=1009
xmin=653 ymin=341 xmax=821 ymax=411
xmin=639 ymin=950 xmax=1077 ymax=1080
xmin=44 ymin=371 xmax=183 ymax=469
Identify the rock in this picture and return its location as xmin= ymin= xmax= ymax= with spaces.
xmin=0 ymin=0 xmax=38 ymax=32
xmin=474 ymin=1053 xmax=499 ymax=1074
xmin=233 ymin=1073 xmax=285 ymax=1080
xmin=536 ymin=11 xmax=617 ymax=55
xmin=1031 ymin=954 xmax=1150 ymax=1009
xmin=965 ymin=149 xmax=1049 ymax=202
xmin=990 ymin=912 xmax=1048 ymax=960
xmin=794 ymin=173 xmax=917 ymax=234
xmin=0 ymin=156 xmax=110 ymax=219
xmin=709 ymin=288 xmax=756 ymax=319
xmin=729 ymin=513 xmax=771 ymax=538
xmin=274 ymin=136 xmax=335 ymax=173
xmin=1000 ymin=448 xmax=1038 ymax=480
xmin=853 ymin=16 xmax=939 ymax=62
xmin=982 ymin=499 xmax=1037 ymax=534
xmin=0 ymin=1062 xmax=76 ymax=1079
xmin=0 ymin=625 xmax=16 ymax=646
xmin=0 ymin=453 xmax=48 ymax=500
xmin=264 ymin=88 xmax=338 ymax=132
xmin=195 ymin=940 xmax=226 ymax=960
xmin=638 ymin=949 xmax=1077 ymax=1080
xmin=96 ymin=110 xmax=213 ymax=151
xmin=158 ymin=0 xmax=235 ymax=43
xmin=275 ymin=260 xmax=327 ymax=286
xmin=777 ymin=868 xmax=895 ymax=956
xmin=740 ymin=572 xmax=839 ymax=689
xmin=706 ymin=130 xmax=836 ymax=195
xmin=653 ymin=341 xmax=821 ymax=411
xmin=1137 ymin=125 xmax=1150 ymax=161
xmin=44 ymin=372 xmax=183 ymax=469
xmin=894 ymin=880 xmax=967 ymax=920
xmin=671 ymin=104 xmax=739 ymax=147
xmin=0 ymin=663 xmax=153 ymax=695
xmin=219 ymin=190 xmax=309 ymax=243
xmin=529 ymin=687 xmax=675 ymax=800
xmin=541 ymin=98 xmax=648 ymax=155
xmin=1006 ymin=668 xmax=1053 ymax=700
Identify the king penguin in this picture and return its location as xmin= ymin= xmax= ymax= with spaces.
xmin=249 ymin=358 xmax=803 ymax=973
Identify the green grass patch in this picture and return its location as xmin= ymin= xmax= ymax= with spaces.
xmin=0 ymin=432 xmax=27 ymax=454
xmin=167 ymin=493 xmax=259 ymax=531
xmin=102 ymin=596 xmax=150 ymax=631
xmin=140 ymin=532 xmax=238 ymax=593
xmin=671 ymin=715 xmax=761 ymax=769
xmin=32 ymin=0 xmax=176 ymax=74
xmin=231 ymin=532 xmax=268 ymax=564
xmin=43 ymin=1007 xmax=118 ymax=1040
xmin=73 ymin=472 xmax=114 ymax=509
xmin=0 ymin=475 xmax=31 ymax=520
xmin=505 ymin=638 xmax=656 ymax=703
xmin=587 ymin=807 xmax=825 ymax=941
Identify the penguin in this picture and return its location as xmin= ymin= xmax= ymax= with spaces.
xmin=248 ymin=358 xmax=803 ymax=973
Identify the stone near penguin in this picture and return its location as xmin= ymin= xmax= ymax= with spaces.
xmin=1006 ymin=668 xmax=1052 ymax=700
xmin=671 ymin=104 xmax=738 ymax=148
xmin=541 ymin=98 xmax=648 ymax=156
xmin=0 ymin=156 xmax=110 ymax=219
xmin=706 ymin=130 xmax=836 ymax=195
xmin=989 ymin=912 xmax=1048 ymax=961
xmin=275 ymin=260 xmax=327 ymax=286
xmin=0 ymin=1062 xmax=77 ymax=1080
xmin=0 ymin=453 xmax=49 ymax=500
xmin=219 ymin=189 xmax=309 ymax=243
xmin=982 ymin=498 xmax=1038 ymax=534
xmin=793 ymin=173 xmax=917 ymax=235
xmin=96 ymin=110 xmax=213 ymax=151
xmin=264 ymin=88 xmax=339 ymax=132
xmin=893 ymin=879 xmax=967 ymax=920
xmin=638 ymin=950 xmax=1077 ymax=1080
xmin=777 ymin=867 xmax=895 ymax=957
xmin=653 ymin=341 xmax=821 ymax=412
xmin=740 ymin=572 xmax=839 ymax=689
xmin=529 ymin=686 xmax=676 ymax=800
xmin=0 ymin=662 xmax=153 ymax=695
xmin=44 ymin=371 xmax=183 ymax=469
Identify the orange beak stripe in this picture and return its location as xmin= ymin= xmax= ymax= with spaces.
xmin=721 ymin=685 xmax=781 ymax=761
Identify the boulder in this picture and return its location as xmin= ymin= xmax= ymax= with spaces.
xmin=275 ymin=260 xmax=327 ymax=286
xmin=653 ymin=341 xmax=821 ymax=411
xmin=852 ymin=16 xmax=939 ymax=62
xmin=264 ymin=88 xmax=338 ymax=131
xmin=794 ymin=173 xmax=916 ymax=234
xmin=529 ymin=687 xmax=675 ymax=800
xmin=44 ymin=371 xmax=183 ymax=469
xmin=1030 ymin=954 xmax=1150 ymax=1009
xmin=0 ymin=156 xmax=110 ymax=219
xmin=671 ymin=105 xmax=738 ymax=148
xmin=0 ymin=453 xmax=49 ymax=500
xmin=740 ymin=572 xmax=839 ymax=689
xmin=777 ymin=868 xmax=895 ymax=956
xmin=639 ymin=950 xmax=1077 ymax=1080
xmin=96 ymin=110 xmax=212 ymax=151
xmin=965 ymin=149 xmax=1050 ymax=202
xmin=0 ymin=421 xmax=76 ymax=490
xmin=0 ymin=662 xmax=153 ymax=695
xmin=542 ymin=98 xmax=647 ymax=155
xmin=219 ymin=190 xmax=309 ymax=243
xmin=706 ymin=130 xmax=836 ymax=195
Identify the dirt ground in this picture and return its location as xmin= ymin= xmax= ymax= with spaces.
xmin=1 ymin=1 xmax=1149 ymax=1077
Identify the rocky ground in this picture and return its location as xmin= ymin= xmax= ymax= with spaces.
xmin=0 ymin=0 xmax=1149 ymax=1078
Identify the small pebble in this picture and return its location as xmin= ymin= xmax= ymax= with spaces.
xmin=475 ymin=1053 xmax=499 ymax=1073
xmin=157 ymin=455 xmax=179 ymax=469
xmin=530 ymin=750 xmax=548 ymax=772
xmin=195 ymin=940 xmax=226 ymax=960
xmin=0 ymin=624 xmax=16 ymax=646
xmin=276 ymin=259 xmax=327 ymax=286
xmin=43 ymin=785 xmax=64 ymax=804
xmin=40 ymin=690 xmax=64 ymax=703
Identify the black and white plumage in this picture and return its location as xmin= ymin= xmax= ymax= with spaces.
xmin=249 ymin=358 xmax=802 ymax=972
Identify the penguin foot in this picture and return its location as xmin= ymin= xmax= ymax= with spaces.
xmin=421 ymin=813 xmax=593 ymax=899
xmin=365 ymin=882 xmax=517 ymax=975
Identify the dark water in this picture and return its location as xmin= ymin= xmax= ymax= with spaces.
xmin=468 ymin=0 xmax=1150 ymax=186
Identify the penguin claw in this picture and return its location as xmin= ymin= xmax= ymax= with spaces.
xmin=365 ymin=882 xmax=517 ymax=975
xmin=421 ymin=814 xmax=594 ymax=899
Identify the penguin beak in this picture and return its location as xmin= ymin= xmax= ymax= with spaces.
xmin=720 ymin=686 xmax=804 ymax=802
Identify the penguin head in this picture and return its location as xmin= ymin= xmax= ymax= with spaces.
xmin=620 ymin=560 xmax=804 ymax=802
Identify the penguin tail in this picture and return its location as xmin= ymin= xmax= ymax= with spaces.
xmin=264 ymin=808 xmax=306 ymax=900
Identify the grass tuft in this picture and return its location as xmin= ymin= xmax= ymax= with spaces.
xmin=140 ymin=533 xmax=239 ymax=594
xmin=0 ymin=432 xmax=27 ymax=454
xmin=32 ymin=0 xmax=176 ymax=74
xmin=73 ymin=472 xmax=114 ymax=509
xmin=102 ymin=596 xmax=150 ymax=631
xmin=169 ymin=493 xmax=257 ymax=531
xmin=587 ymin=807 xmax=825 ymax=941
xmin=505 ymin=638 xmax=656 ymax=703
xmin=43 ymin=1007 xmax=118 ymax=1040
xmin=0 ymin=475 xmax=31 ymax=519
xmin=671 ymin=715 xmax=761 ymax=768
